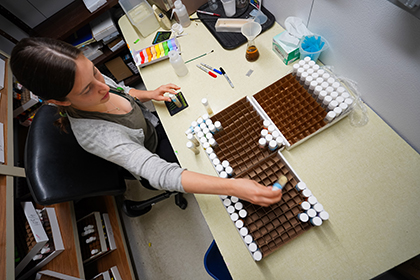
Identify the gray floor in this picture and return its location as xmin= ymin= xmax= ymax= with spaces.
xmin=116 ymin=80 xmax=214 ymax=279
xmin=118 ymin=180 xmax=214 ymax=280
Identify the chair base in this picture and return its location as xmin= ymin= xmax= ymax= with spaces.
xmin=122 ymin=192 xmax=188 ymax=217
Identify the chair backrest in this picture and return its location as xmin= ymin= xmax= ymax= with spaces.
xmin=25 ymin=105 xmax=126 ymax=205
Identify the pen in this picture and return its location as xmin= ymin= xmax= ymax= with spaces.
xmin=219 ymin=67 xmax=234 ymax=88
xmin=200 ymin=63 xmax=223 ymax=75
xmin=197 ymin=10 xmax=221 ymax=17
xmin=196 ymin=64 xmax=217 ymax=78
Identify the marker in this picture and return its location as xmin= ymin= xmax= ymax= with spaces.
xmin=200 ymin=63 xmax=223 ymax=75
xmin=197 ymin=10 xmax=221 ymax=16
xmin=196 ymin=65 xmax=217 ymax=78
xmin=185 ymin=50 xmax=214 ymax=64
xmin=219 ymin=67 xmax=234 ymax=88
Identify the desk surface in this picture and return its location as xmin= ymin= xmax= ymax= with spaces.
xmin=119 ymin=15 xmax=420 ymax=279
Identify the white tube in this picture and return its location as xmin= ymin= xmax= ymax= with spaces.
xmin=186 ymin=141 xmax=199 ymax=154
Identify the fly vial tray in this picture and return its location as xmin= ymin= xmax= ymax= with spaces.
xmin=207 ymin=97 xmax=284 ymax=178
xmin=252 ymin=71 xmax=355 ymax=150
xmin=220 ymin=151 xmax=329 ymax=261
xmin=77 ymin=212 xmax=116 ymax=264
xmin=133 ymin=38 xmax=179 ymax=68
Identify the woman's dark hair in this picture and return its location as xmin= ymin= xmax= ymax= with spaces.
xmin=10 ymin=37 xmax=82 ymax=101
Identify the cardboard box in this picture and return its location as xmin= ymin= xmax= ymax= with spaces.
xmin=18 ymin=208 xmax=65 ymax=280
xmin=272 ymin=31 xmax=300 ymax=65
xmin=105 ymin=56 xmax=133 ymax=82
xmin=15 ymin=202 xmax=49 ymax=276
xmin=77 ymin=212 xmax=116 ymax=264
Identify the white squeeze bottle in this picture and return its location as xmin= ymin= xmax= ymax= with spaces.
xmin=173 ymin=0 xmax=191 ymax=28
xmin=168 ymin=50 xmax=188 ymax=77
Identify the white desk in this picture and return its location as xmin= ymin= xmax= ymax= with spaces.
xmin=119 ymin=15 xmax=420 ymax=279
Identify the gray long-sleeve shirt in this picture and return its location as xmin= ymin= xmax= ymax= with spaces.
xmin=66 ymin=75 xmax=185 ymax=192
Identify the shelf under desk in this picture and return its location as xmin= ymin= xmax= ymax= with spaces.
xmin=118 ymin=15 xmax=420 ymax=279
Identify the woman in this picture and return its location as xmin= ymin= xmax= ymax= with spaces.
xmin=11 ymin=37 xmax=282 ymax=208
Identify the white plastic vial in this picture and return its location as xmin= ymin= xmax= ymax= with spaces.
xmin=197 ymin=117 xmax=204 ymax=125
xmin=186 ymin=141 xmax=199 ymax=154
xmin=248 ymin=242 xmax=258 ymax=252
xmin=168 ymin=50 xmax=188 ymax=77
xmin=258 ymin=138 xmax=267 ymax=149
xmin=253 ymin=250 xmax=263 ymax=261
xmin=341 ymin=91 xmax=350 ymax=99
xmin=199 ymin=123 xmax=206 ymax=130
xmin=307 ymin=195 xmax=318 ymax=205
xmin=339 ymin=102 xmax=349 ymax=112
xmin=303 ymin=56 xmax=311 ymax=63
xmin=173 ymin=0 xmax=191 ymax=27
xmin=205 ymin=118 xmax=213 ymax=126
xmin=230 ymin=212 xmax=239 ymax=221
xmin=209 ymin=152 xmax=217 ymax=161
xmin=271 ymin=130 xmax=280 ymax=139
xmin=209 ymin=138 xmax=218 ymax=147
xmin=335 ymin=96 xmax=345 ymax=104
xmin=317 ymin=69 xmax=325 ymax=76
xmin=223 ymin=198 xmax=231 ymax=206
xmin=169 ymin=94 xmax=182 ymax=108
xmin=244 ymin=235 xmax=253 ymax=244
xmin=263 ymin=120 xmax=271 ymax=129
xmin=235 ymin=220 xmax=244 ymax=228
xmin=332 ymin=81 xmax=341 ymax=90
xmin=310 ymin=216 xmax=323 ymax=226
xmin=300 ymin=72 xmax=309 ymax=84
xmin=296 ymin=68 xmax=305 ymax=79
xmin=221 ymin=160 xmax=229 ymax=169
xmin=219 ymin=171 xmax=228 ymax=178
xmin=313 ymin=203 xmax=324 ymax=212
xmin=239 ymin=227 xmax=248 ymax=236
xmin=187 ymin=133 xmax=199 ymax=146
xmin=317 ymin=90 xmax=327 ymax=103
xmin=316 ymin=77 xmax=324 ymax=85
xmin=268 ymin=140 xmax=278 ymax=151
xmin=327 ymin=77 xmax=335 ymax=85
xmin=201 ymin=98 xmax=213 ymax=115
xmin=200 ymin=137 xmax=207 ymax=146
xmin=202 ymin=142 xmax=210 ymax=150
xmin=322 ymin=96 xmax=333 ymax=108
xmin=322 ymin=73 xmax=331 ymax=80
xmin=304 ymin=76 xmax=314 ymax=89
xmin=309 ymin=80 xmax=318 ymax=92
xmin=267 ymin=125 xmax=275 ymax=134
xmin=193 ymin=126 xmax=201 ymax=134
xmin=202 ymin=127 xmax=210 ymax=135
xmin=302 ymin=188 xmax=312 ymax=198
xmin=212 ymin=158 xmax=220 ymax=166
xmin=311 ymin=72 xmax=319 ymax=80
xmin=234 ymin=202 xmax=243 ymax=210
xmin=345 ymin=98 xmax=354 ymax=107
xmin=312 ymin=64 xmax=320 ymax=71
xmin=190 ymin=120 xmax=197 ymax=129
xmin=225 ymin=166 xmax=233 ymax=177
xmin=313 ymin=85 xmax=323 ymax=98
xmin=265 ymin=134 xmax=273 ymax=142
xmin=227 ymin=205 xmax=235 ymax=214
xmin=292 ymin=63 xmax=300 ymax=75
xmin=325 ymin=86 xmax=334 ymax=95
xmin=300 ymin=201 xmax=311 ymax=211
xmin=321 ymin=81 xmax=329 ymax=90
xmin=231 ymin=196 xmax=239 ymax=203
xmin=219 ymin=195 xmax=228 ymax=199
xmin=205 ymin=133 xmax=213 ymax=140
xmin=298 ymin=212 xmax=309 ymax=223
xmin=319 ymin=210 xmax=330 ymax=221
xmin=295 ymin=182 xmax=307 ymax=192
xmin=216 ymin=164 xmax=224 ymax=173
xmin=214 ymin=121 xmax=223 ymax=131
xmin=328 ymin=100 xmax=339 ymax=111
xmin=261 ymin=129 xmax=268 ymax=138
xmin=330 ymin=91 xmax=339 ymax=100
xmin=333 ymin=106 xmax=343 ymax=117
xmin=276 ymin=137 xmax=284 ymax=148
xmin=324 ymin=111 xmax=336 ymax=122
xmin=208 ymin=124 xmax=216 ymax=133
xmin=306 ymin=208 xmax=317 ymax=218
xmin=239 ymin=209 xmax=247 ymax=218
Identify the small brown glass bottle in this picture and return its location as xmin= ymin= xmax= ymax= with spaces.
xmin=246 ymin=43 xmax=259 ymax=62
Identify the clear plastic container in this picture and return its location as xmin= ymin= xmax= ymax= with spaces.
xmin=119 ymin=0 xmax=160 ymax=37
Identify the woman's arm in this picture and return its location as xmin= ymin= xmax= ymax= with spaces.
xmin=128 ymin=84 xmax=180 ymax=103
xmin=181 ymin=170 xmax=283 ymax=207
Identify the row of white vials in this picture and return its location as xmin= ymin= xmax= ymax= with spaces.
xmin=258 ymin=120 xmax=285 ymax=151
xmin=292 ymin=57 xmax=355 ymax=123
xmin=219 ymin=195 xmax=263 ymax=261
xmin=185 ymin=116 xmax=235 ymax=178
xmin=295 ymin=181 xmax=329 ymax=226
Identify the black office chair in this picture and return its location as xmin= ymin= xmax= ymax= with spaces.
xmin=24 ymin=104 xmax=187 ymax=216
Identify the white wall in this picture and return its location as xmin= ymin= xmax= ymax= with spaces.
xmin=265 ymin=0 xmax=420 ymax=153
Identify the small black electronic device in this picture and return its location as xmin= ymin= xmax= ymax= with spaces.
xmin=152 ymin=31 xmax=172 ymax=44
